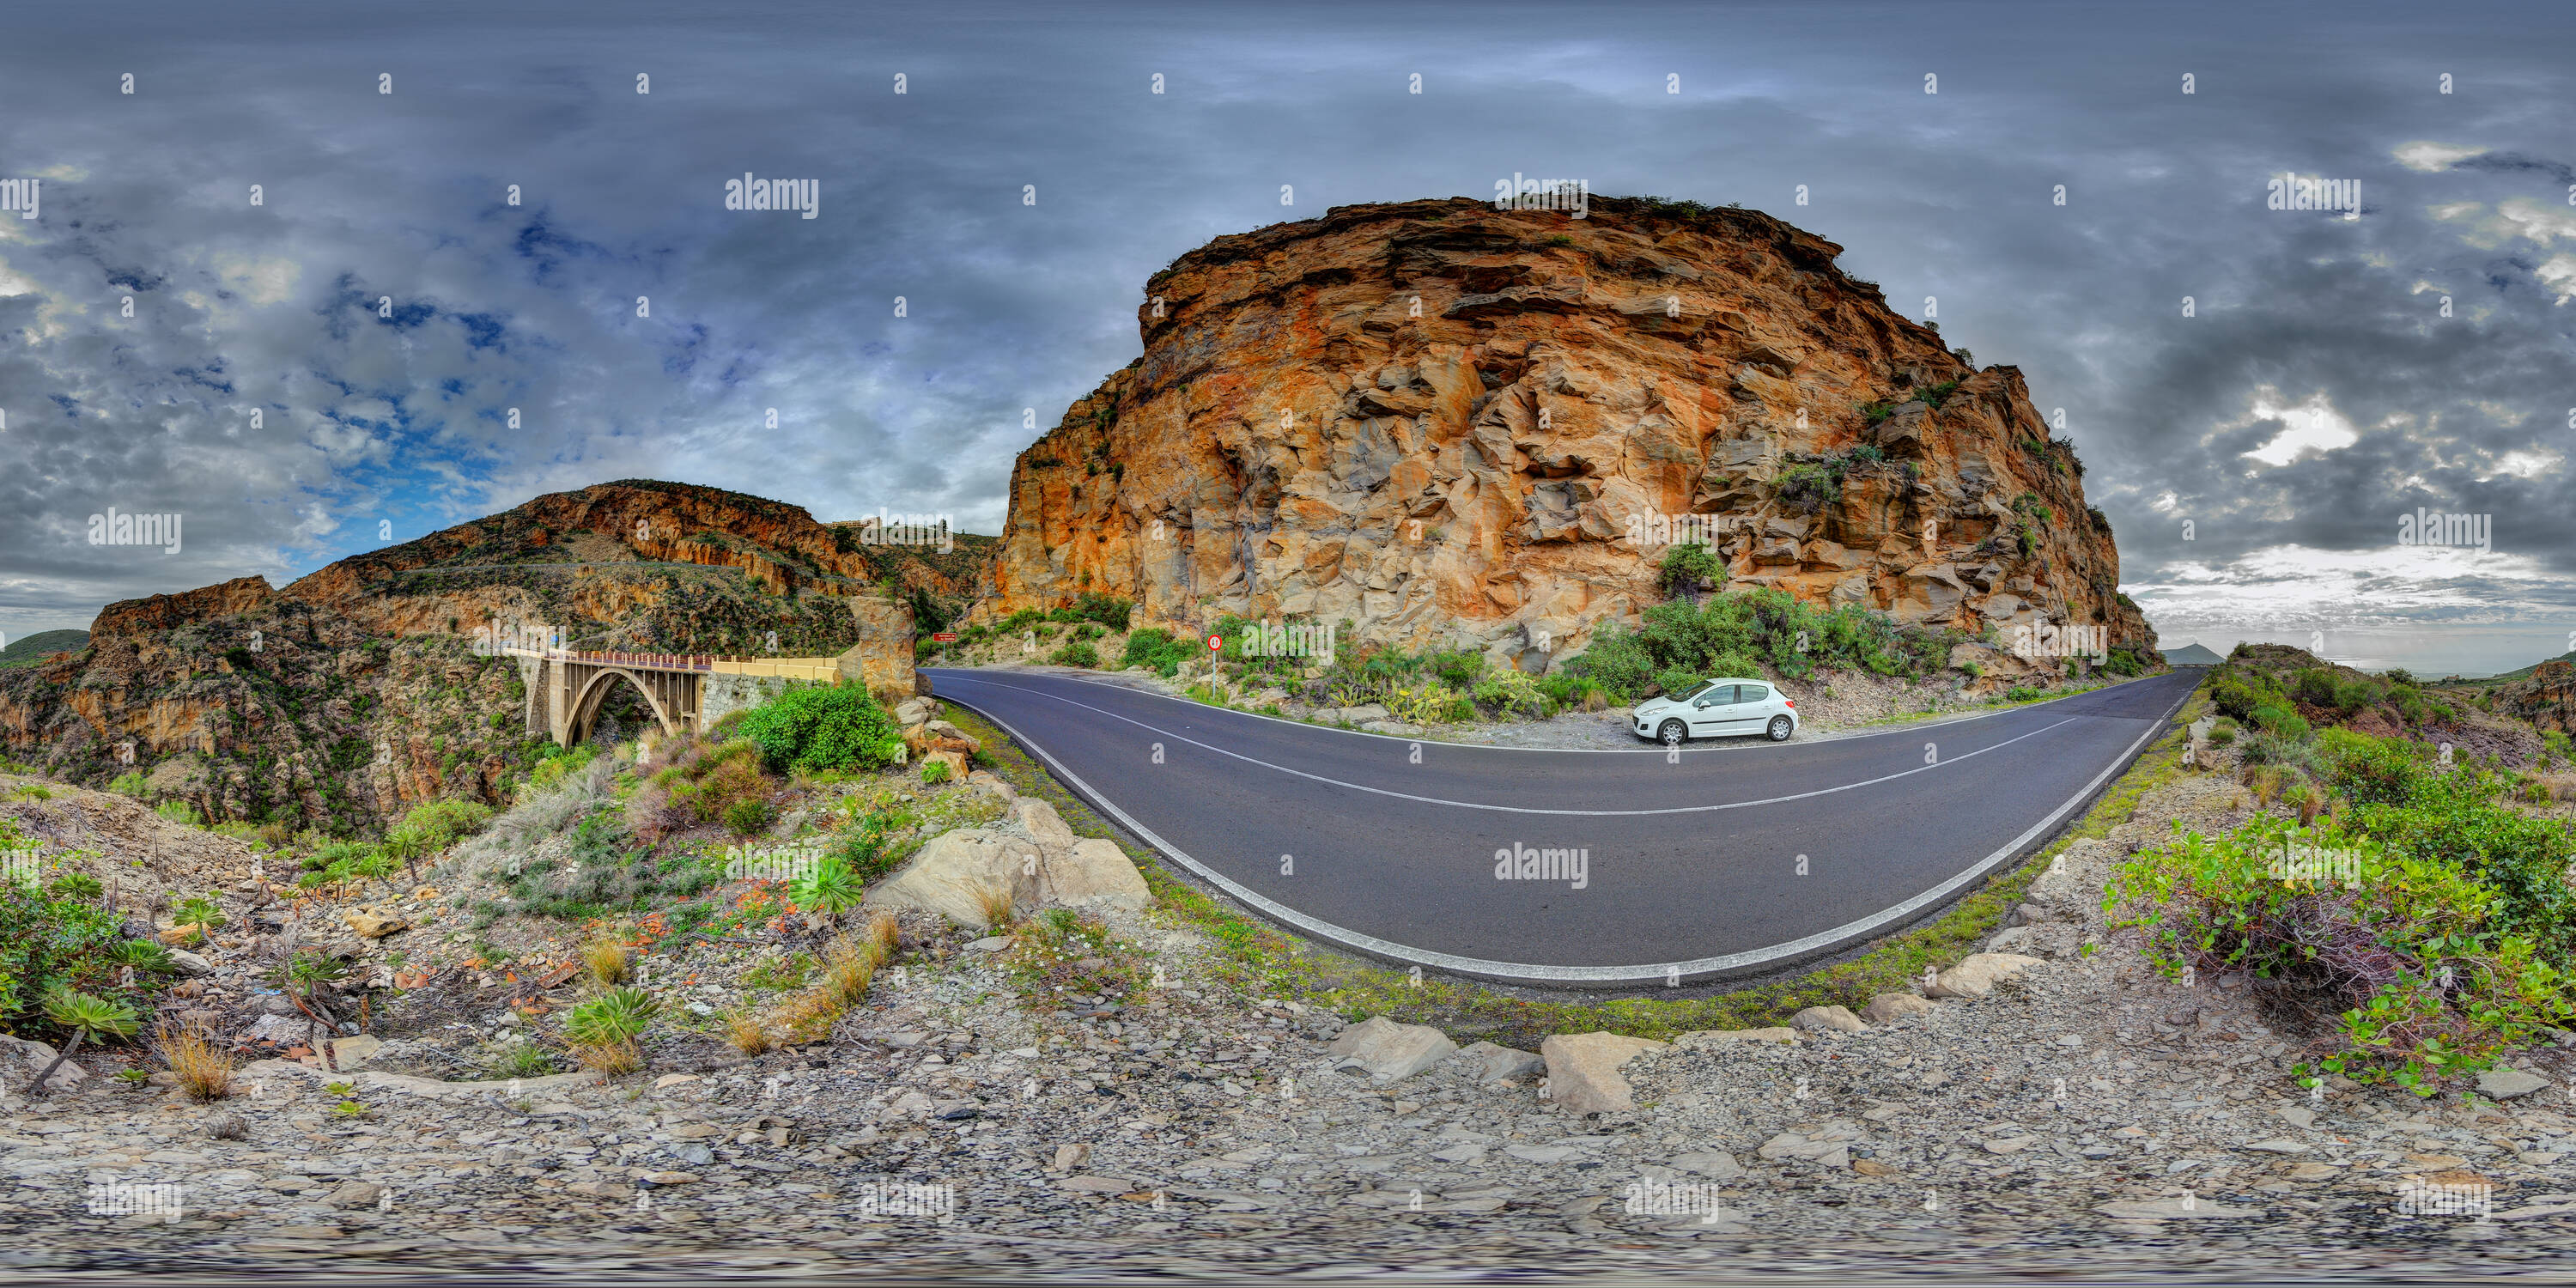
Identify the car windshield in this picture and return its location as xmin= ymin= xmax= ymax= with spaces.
xmin=1675 ymin=680 xmax=1716 ymax=702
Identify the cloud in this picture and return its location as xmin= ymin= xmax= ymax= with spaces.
xmin=2393 ymin=140 xmax=2488 ymax=172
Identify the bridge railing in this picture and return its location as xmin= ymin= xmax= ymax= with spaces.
xmin=498 ymin=647 xmax=840 ymax=681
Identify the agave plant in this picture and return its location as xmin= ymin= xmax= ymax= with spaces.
xmin=171 ymin=895 xmax=226 ymax=941
xmin=29 ymin=989 xmax=140 ymax=1096
xmin=790 ymin=855 xmax=866 ymax=930
xmin=563 ymin=986 xmax=657 ymax=1048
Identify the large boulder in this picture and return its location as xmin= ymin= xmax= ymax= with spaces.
xmin=1789 ymin=1005 xmax=1867 ymax=1035
xmin=1540 ymin=1032 xmax=1667 ymax=1114
xmin=1325 ymin=1016 xmax=1457 ymax=1083
xmin=0 ymin=1035 xmax=85 ymax=1094
xmin=1043 ymin=838 xmax=1151 ymax=911
xmin=1861 ymin=993 xmax=1940 ymax=1024
xmin=1451 ymin=1041 xmax=1546 ymax=1088
xmin=862 ymin=828 xmax=1038 ymax=930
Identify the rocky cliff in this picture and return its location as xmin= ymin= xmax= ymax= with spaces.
xmin=1 ymin=481 xmax=942 ymax=833
xmin=982 ymin=197 xmax=2150 ymax=669
xmin=2500 ymin=659 xmax=2576 ymax=735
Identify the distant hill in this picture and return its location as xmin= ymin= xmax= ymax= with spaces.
xmin=2161 ymin=642 xmax=2222 ymax=665
xmin=2493 ymin=650 xmax=2576 ymax=683
xmin=0 ymin=629 xmax=88 ymax=668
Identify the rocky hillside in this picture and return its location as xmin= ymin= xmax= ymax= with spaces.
xmin=2499 ymin=659 xmax=2575 ymax=736
xmin=982 ymin=196 xmax=2150 ymax=670
xmin=0 ymin=481 xmax=933 ymax=834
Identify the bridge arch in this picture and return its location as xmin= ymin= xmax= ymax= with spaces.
xmin=567 ymin=666 xmax=684 ymax=745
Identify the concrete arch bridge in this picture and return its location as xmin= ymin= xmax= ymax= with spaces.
xmin=507 ymin=649 xmax=855 ymax=747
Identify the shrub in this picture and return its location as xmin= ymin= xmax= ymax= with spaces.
xmin=1385 ymin=683 xmax=1473 ymax=726
xmin=2250 ymin=704 xmax=2309 ymax=741
xmin=732 ymin=683 xmax=904 ymax=775
xmin=1120 ymin=628 xmax=1199 ymax=678
xmin=563 ymin=986 xmax=656 ymax=1071
xmin=1471 ymin=668 xmax=1553 ymax=720
xmin=153 ymin=800 xmax=203 ymax=827
xmin=721 ymin=795 xmax=775 ymax=837
xmin=1048 ymin=640 xmax=1100 ymax=668
xmin=157 ymin=1023 xmax=235 ymax=1102
xmin=0 ymin=881 xmax=149 ymax=1036
xmin=2004 ymin=685 xmax=2047 ymax=703
xmin=790 ymin=855 xmax=866 ymax=925
xmin=106 ymin=772 xmax=149 ymax=799
xmin=2107 ymin=817 xmax=2575 ymax=1093
xmin=920 ymin=757 xmax=954 ymax=786
xmin=398 ymin=799 xmax=495 ymax=848
xmin=1427 ymin=649 xmax=1485 ymax=690
xmin=2208 ymin=723 xmax=2238 ymax=747
xmin=1074 ymin=592 xmax=1133 ymax=631
xmin=1656 ymin=544 xmax=1727 ymax=598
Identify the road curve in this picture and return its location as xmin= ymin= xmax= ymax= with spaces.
xmin=925 ymin=665 xmax=2200 ymax=986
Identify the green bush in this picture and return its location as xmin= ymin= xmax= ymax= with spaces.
xmin=1656 ymin=544 xmax=1727 ymax=598
xmin=1566 ymin=586 xmax=1953 ymax=702
xmin=1470 ymin=667 xmax=1553 ymax=720
xmin=152 ymin=799 xmax=202 ymax=827
xmin=732 ymin=683 xmax=905 ymax=775
xmin=2004 ymin=685 xmax=2047 ymax=703
xmin=1048 ymin=640 xmax=1100 ymax=668
xmin=106 ymin=772 xmax=149 ymax=799
xmin=920 ymin=758 xmax=954 ymax=786
xmin=0 ymin=881 xmax=153 ymax=1037
xmin=2250 ymin=703 xmax=2310 ymax=741
xmin=1427 ymin=650 xmax=1485 ymax=690
xmin=1120 ymin=628 xmax=1199 ymax=678
xmin=2107 ymin=816 xmax=2574 ymax=1094
xmin=1385 ymin=683 xmax=1473 ymax=725
xmin=398 ymin=799 xmax=495 ymax=848
xmin=1074 ymin=592 xmax=1133 ymax=631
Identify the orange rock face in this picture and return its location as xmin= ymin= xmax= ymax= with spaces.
xmin=2501 ymin=659 xmax=2576 ymax=734
xmin=983 ymin=197 xmax=2149 ymax=668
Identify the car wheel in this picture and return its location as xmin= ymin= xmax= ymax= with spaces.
xmin=1657 ymin=720 xmax=1689 ymax=746
xmin=1766 ymin=715 xmax=1794 ymax=741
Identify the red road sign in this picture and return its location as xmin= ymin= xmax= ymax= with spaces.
xmin=933 ymin=632 xmax=958 ymax=642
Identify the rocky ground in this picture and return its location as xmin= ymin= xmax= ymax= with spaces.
xmin=3 ymin=697 xmax=2572 ymax=1280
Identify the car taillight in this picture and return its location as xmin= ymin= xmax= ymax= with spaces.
xmin=1783 ymin=699 xmax=1795 ymax=708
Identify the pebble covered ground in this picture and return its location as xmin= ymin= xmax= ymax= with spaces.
xmin=4 ymin=699 xmax=2573 ymax=1281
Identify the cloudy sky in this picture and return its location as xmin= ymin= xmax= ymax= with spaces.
xmin=3 ymin=0 xmax=2571 ymax=673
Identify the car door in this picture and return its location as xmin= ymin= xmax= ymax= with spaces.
xmin=1688 ymin=684 xmax=1736 ymax=735
xmin=1729 ymin=683 xmax=1771 ymax=734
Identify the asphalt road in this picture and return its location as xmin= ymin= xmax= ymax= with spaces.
xmin=925 ymin=665 xmax=2202 ymax=986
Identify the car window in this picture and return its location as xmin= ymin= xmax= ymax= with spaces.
xmin=1695 ymin=684 xmax=1735 ymax=706
xmin=1677 ymin=680 xmax=1716 ymax=702
xmin=1737 ymin=684 xmax=1769 ymax=703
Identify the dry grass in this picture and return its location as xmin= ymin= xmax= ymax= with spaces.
xmin=580 ymin=933 xmax=629 ymax=988
xmin=770 ymin=989 xmax=843 ymax=1045
xmin=569 ymin=1039 xmax=643 ymax=1076
xmin=821 ymin=936 xmax=876 ymax=1005
xmin=866 ymin=912 xmax=901 ymax=967
xmin=721 ymin=1007 xmax=776 ymax=1056
xmin=157 ymin=1024 xmax=234 ymax=1103
xmin=970 ymin=879 xmax=1018 ymax=931
xmin=2539 ymin=772 xmax=2576 ymax=803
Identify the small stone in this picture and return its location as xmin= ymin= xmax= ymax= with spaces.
xmin=1860 ymin=993 xmax=1939 ymax=1025
xmin=323 ymin=1182 xmax=383 ymax=1210
xmin=2275 ymin=1106 xmax=2316 ymax=1131
xmin=1451 ymin=1041 xmax=1545 ymax=1087
xmin=1927 ymin=952 xmax=2043 ymax=999
xmin=1063 ymin=1176 xmax=1132 ymax=1193
xmin=653 ymin=1073 xmax=702 ymax=1090
xmin=2476 ymin=1069 xmax=2550 ymax=1099
xmin=2242 ymin=1139 xmax=2308 ymax=1154
xmin=1669 ymin=1151 xmax=1742 ymax=1180
xmin=1324 ymin=1016 xmax=1458 ymax=1084
xmin=2284 ymin=1163 xmax=2338 ymax=1182
xmin=1852 ymin=1158 xmax=1899 ymax=1178
xmin=1054 ymin=1143 xmax=1091 ymax=1171
xmin=343 ymin=908 xmax=408 ymax=939
xmin=1789 ymin=1005 xmax=1867 ymax=1035
xmin=1983 ymin=1136 xmax=2038 ymax=1155
xmin=635 ymin=1171 xmax=699 ymax=1187
xmin=2094 ymin=1197 xmax=2263 ymax=1220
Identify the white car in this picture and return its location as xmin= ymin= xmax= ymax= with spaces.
xmin=1633 ymin=677 xmax=1799 ymax=744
